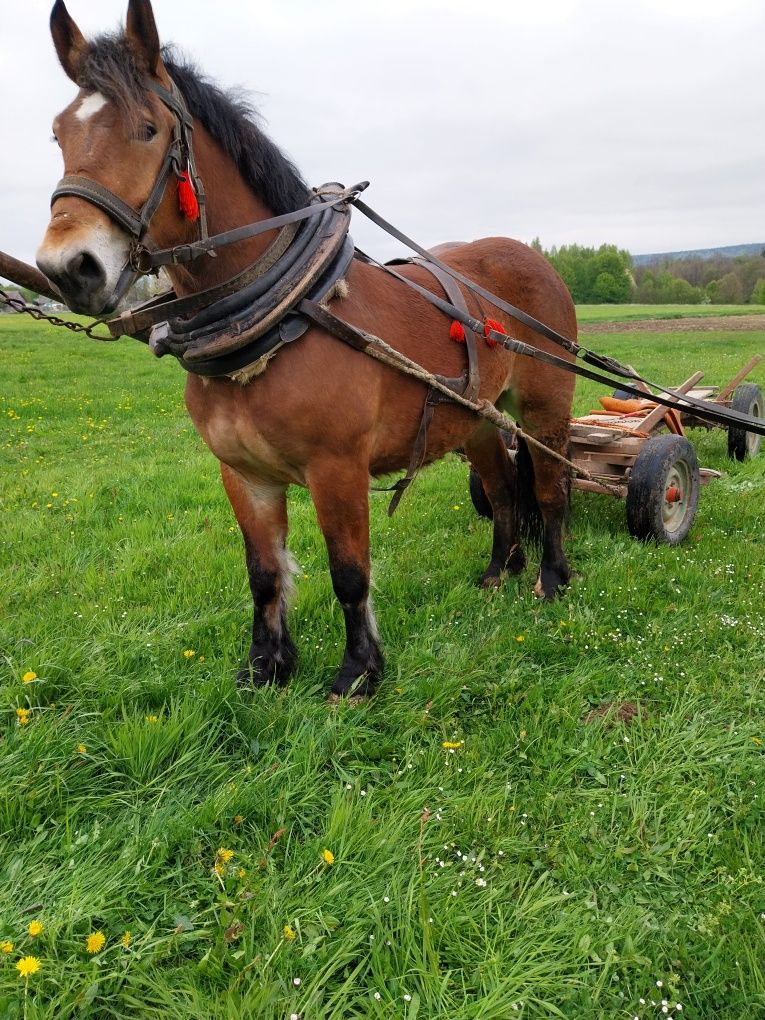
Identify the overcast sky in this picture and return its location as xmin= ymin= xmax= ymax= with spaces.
xmin=1 ymin=0 xmax=763 ymax=268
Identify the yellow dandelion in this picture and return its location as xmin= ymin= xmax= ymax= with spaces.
xmin=321 ymin=849 xmax=335 ymax=865
xmin=86 ymin=931 xmax=106 ymax=954
xmin=283 ymin=925 xmax=296 ymax=941
xmin=183 ymin=649 xmax=196 ymax=659
xmin=22 ymin=671 xmax=37 ymax=683
xmin=442 ymin=740 xmax=464 ymax=750
xmin=233 ymin=815 xmax=244 ymax=825
xmin=237 ymin=867 xmax=247 ymax=880
xmin=76 ymin=744 xmax=87 ymax=754
xmin=121 ymin=931 xmax=132 ymax=949
xmin=217 ymin=847 xmax=234 ymax=863
xmin=515 ymin=635 xmax=525 ymax=642
xmin=27 ymin=921 xmax=43 ymax=937
xmin=452 ymin=504 xmax=461 ymax=511
xmin=16 ymin=708 xmax=31 ymax=726
xmin=0 ymin=941 xmax=13 ymax=954
xmin=145 ymin=714 xmax=159 ymax=724
xmin=519 ymin=729 xmax=527 ymax=739
xmin=16 ymin=956 xmax=41 ymax=978
xmin=213 ymin=862 xmax=225 ymax=877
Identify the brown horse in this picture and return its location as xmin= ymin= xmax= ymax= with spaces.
xmin=36 ymin=0 xmax=576 ymax=699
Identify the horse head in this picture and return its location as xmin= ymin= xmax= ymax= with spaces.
xmin=37 ymin=0 xmax=193 ymax=314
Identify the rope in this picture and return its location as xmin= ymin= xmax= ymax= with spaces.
xmin=354 ymin=325 xmax=626 ymax=499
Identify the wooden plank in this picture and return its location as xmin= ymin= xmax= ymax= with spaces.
xmin=716 ymin=355 xmax=763 ymax=402
xmin=640 ymin=371 xmax=705 ymax=433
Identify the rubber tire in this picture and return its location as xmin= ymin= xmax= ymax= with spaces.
xmin=727 ymin=383 xmax=763 ymax=461
xmin=469 ymin=468 xmax=493 ymax=520
xmin=626 ymin=434 xmax=700 ymax=545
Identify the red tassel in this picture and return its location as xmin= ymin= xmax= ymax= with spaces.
xmin=449 ymin=320 xmax=466 ymax=344
xmin=177 ymin=171 xmax=199 ymax=221
xmin=483 ymin=317 xmax=506 ymax=349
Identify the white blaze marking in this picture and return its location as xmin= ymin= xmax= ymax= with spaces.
xmin=75 ymin=92 xmax=108 ymax=122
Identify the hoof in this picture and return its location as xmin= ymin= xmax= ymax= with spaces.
xmin=327 ymin=691 xmax=368 ymax=708
xmin=330 ymin=650 xmax=383 ymax=701
xmin=479 ymin=571 xmax=504 ymax=589
xmin=479 ymin=546 xmax=526 ymax=588
xmin=236 ymin=644 xmax=296 ymax=689
xmin=236 ymin=663 xmax=287 ymax=688
xmin=533 ymin=570 xmax=570 ymax=600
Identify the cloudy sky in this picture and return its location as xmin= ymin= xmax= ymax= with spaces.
xmin=1 ymin=0 xmax=763 ymax=267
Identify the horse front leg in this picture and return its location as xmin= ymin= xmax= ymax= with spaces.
xmin=307 ymin=457 xmax=384 ymax=701
xmin=220 ymin=463 xmax=298 ymax=687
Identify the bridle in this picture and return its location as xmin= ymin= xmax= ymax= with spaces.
xmin=50 ymin=78 xmax=209 ymax=305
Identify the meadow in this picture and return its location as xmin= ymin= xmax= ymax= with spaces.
xmin=1 ymin=310 xmax=764 ymax=1019
xmin=576 ymin=304 xmax=765 ymax=323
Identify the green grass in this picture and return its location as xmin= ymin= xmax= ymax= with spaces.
xmin=1 ymin=315 xmax=765 ymax=1019
xmin=576 ymin=304 xmax=765 ymax=323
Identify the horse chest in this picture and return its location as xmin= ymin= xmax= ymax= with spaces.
xmin=185 ymin=381 xmax=304 ymax=486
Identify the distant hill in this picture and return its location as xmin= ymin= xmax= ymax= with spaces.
xmin=632 ymin=242 xmax=765 ymax=266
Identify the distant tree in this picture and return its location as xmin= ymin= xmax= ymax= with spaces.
xmin=717 ymin=272 xmax=744 ymax=304
xmin=529 ymin=236 xmax=543 ymax=254
xmin=751 ymin=279 xmax=765 ymax=305
xmin=668 ymin=277 xmax=702 ymax=304
xmin=636 ymin=270 xmax=657 ymax=303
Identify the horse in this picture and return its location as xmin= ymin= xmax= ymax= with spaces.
xmin=36 ymin=0 xmax=577 ymax=700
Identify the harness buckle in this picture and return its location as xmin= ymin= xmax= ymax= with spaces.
xmin=169 ymin=244 xmax=194 ymax=264
xmin=129 ymin=242 xmax=153 ymax=274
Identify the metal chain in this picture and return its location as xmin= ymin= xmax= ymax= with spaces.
xmin=0 ymin=288 xmax=115 ymax=341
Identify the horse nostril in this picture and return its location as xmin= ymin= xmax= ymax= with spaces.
xmin=68 ymin=251 xmax=106 ymax=289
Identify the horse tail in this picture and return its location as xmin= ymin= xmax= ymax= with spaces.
xmin=513 ymin=434 xmax=573 ymax=549
xmin=511 ymin=436 xmax=541 ymax=549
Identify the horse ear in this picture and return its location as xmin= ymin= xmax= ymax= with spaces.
xmin=125 ymin=0 xmax=165 ymax=78
xmin=50 ymin=0 xmax=87 ymax=83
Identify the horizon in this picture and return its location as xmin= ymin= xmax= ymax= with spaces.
xmin=1 ymin=1 xmax=763 ymax=266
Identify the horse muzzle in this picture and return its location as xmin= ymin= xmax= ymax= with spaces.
xmin=36 ymin=245 xmax=113 ymax=315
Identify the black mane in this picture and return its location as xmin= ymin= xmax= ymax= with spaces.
xmin=75 ymin=34 xmax=310 ymax=215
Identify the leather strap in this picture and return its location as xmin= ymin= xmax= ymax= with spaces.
xmin=409 ymin=257 xmax=481 ymax=403
xmin=142 ymin=182 xmax=368 ymax=269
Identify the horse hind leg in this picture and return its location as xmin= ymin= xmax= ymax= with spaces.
xmin=516 ymin=428 xmax=572 ymax=600
xmin=464 ymin=424 xmax=526 ymax=588
xmin=307 ymin=456 xmax=384 ymax=700
xmin=220 ymin=464 xmax=298 ymax=687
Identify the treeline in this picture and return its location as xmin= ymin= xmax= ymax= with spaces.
xmin=632 ymin=253 xmax=765 ymax=305
xmin=530 ymin=239 xmax=765 ymax=305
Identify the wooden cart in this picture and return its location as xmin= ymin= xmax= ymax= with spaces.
xmin=470 ymin=357 xmax=763 ymax=545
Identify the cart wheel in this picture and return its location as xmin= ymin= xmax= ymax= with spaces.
xmin=626 ymin=435 xmax=700 ymax=544
xmin=727 ymin=383 xmax=763 ymax=461
xmin=469 ymin=468 xmax=493 ymax=520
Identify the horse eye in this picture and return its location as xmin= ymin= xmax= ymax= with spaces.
xmin=142 ymin=122 xmax=158 ymax=141
xmin=50 ymin=134 xmax=60 ymax=146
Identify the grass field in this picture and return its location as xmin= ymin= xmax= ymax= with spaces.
xmin=1 ymin=313 xmax=764 ymax=1019
xmin=576 ymin=304 xmax=765 ymax=323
